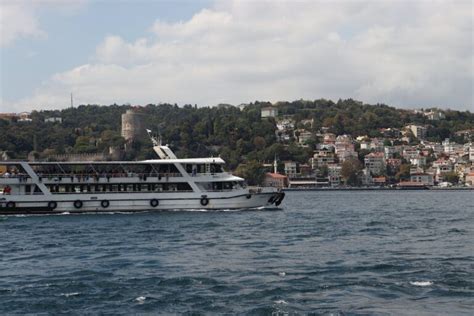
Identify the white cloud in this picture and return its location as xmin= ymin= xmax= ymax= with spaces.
xmin=0 ymin=2 xmax=46 ymax=47
xmin=4 ymin=0 xmax=474 ymax=111
xmin=0 ymin=0 xmax=87 ymax=47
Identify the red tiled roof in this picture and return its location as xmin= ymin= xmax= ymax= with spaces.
xmin=398 ymin=181 xmax=426 ymax=186
xmin=266 ymin=173 xmax=287 ymax=179
xmin=366 ymin=152 xmax=384 ymax=157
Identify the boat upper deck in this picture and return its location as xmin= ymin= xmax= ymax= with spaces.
xmin=0 ymin=157 xmax=225 ymax=165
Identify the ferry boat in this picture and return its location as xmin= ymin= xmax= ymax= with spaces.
xmin=0 ymin=134 xmax=284 ymax=215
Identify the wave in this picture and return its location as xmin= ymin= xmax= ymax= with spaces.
xmin=410 ymin=281 xmax=433 ymax=287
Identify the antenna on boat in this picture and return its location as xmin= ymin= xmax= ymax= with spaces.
xmin=146 ymin=129 xmax=161 ymax=146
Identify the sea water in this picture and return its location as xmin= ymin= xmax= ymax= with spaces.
xmin=1 ymin=190 xmax=473 ymax=315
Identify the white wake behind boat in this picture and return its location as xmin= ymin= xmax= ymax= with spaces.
xmin=0 ymin=133 xmax=284 ymax=215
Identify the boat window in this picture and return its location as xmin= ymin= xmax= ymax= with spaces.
xmin=196 ymin=181 xmax=240 ymax=191
xmin=46 ymin=182 xmax=192 ymax=193
xmin=210 ymin=164 xmax=223 ymax=173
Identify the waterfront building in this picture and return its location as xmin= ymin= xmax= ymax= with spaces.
xmin=364 ymin=152 xmax=385 ymax=175
xmin=432 ymin=159 xmax=453 ymax=182
xmin=328 ymin=164 xmax=342 ymax=186
xmin=284 ymin=161 xmax=297 ymax=177
xmin=263 ymin=173 xmax=288 ymax=189
xmin=360 ymin=168 xmax=374 ymax=186
xmin=410 ymin=173 xmax=434 ymax=186
xmin=373 ymin=176 xmax=387 ymax=186
xmin=465 ymin=172 xmax=474 ymax=186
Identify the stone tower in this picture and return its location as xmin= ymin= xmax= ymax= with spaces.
xmin=121 ymin=109 xmax=144 ymax=143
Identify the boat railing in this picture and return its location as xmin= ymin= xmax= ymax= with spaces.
xmin=9 ymin=172 xmax=184 ymax=183
xmin=191 ymin=172 xmax=230 ymax=178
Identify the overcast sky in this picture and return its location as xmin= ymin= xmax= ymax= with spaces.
xmin=1 ymin=0 xmax=472 ymax=112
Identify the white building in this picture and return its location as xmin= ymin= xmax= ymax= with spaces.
xmin=432 ymin=159 xmax=453 ymax=182
xmin=45 ymin=117 xmax=62 ymax=123
xmin=276 ymin=119 xmax=294 ymax=131
xmin=297 ymin=130 xmax=313 ymax=145
xmin=284 ymin=162 xmax=297 ymax=177
xmin=360 ymin=168 xmax=374 ymax=186
xmin=384 ymin=146 xmax=398 ymax=159
xmin=403 ymin=148 xmax=420 ymax=160
xmin=410 ymin=155 xmax=427 ymax=167
xmin=312 ymin=149 xmax=336 ymax=169
xmin=335 ymin=135 xmax=357 ymax=162
xmin=261 ymin=107 xmax=278 ymax=118
xmin=323 ymin=133 xmax=336 ymax=144
xmin=424 ymin=110 xmax=445 ymax=120
xmin=364 ymin=152 xmax=385 ymax=175
xmin=328 ymin=164 xmax=342 ymax=186
xmin=410 ymin=173 xmax=434 ymax=186
xmin=406 ymin=124 xmax=427 ymax=139
xmin=18 ymin=112 xmax=32 ymax=122
xmin=369 ymin=138 xmax=384 ymax=152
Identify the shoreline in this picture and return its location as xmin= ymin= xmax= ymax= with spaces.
xmin=283 ymin=187 xmax=474 ymax=192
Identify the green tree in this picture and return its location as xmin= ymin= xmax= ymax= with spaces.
xmin=234 ymin=160 xmax=265 ymax=185
xmin=443 ymin=172 xmax=459 ymax=184
xmin=341 ymin=158 xmax=362 ymax=185
xmin=395 ymin=164 xmax=411 ymax=181
xmin=74 ymin=136 xmax=96 ymax=153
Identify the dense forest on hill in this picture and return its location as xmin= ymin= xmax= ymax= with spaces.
xmin=1 ymin=99 xmax=473 ymax=170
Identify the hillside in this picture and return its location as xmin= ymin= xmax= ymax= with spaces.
xmin=1 ymin=99 xmax=472 ymax=170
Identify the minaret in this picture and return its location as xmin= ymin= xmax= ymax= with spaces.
xmin=273 ymin=155 xmax=278 ymax=174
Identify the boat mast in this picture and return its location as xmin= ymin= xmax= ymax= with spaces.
xmin=146 ymin=129 xmax=177 ymax=159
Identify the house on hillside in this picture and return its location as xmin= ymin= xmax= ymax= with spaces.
xmin=261 ymin=107 xmax=278 ymax=118
xmin=364 ymin=152 xmax=385 ymax=175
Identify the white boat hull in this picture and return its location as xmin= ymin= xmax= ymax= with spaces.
xmin=0 ymin=191 xmax=284 ymax=214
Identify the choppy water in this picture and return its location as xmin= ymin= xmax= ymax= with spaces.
xmin=1 ymin=191 xmax=473 ymax=315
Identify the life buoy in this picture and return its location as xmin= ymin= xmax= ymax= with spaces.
xmin=6 ymin=201 xmax=15 ymax=208
xmin=150 ymin=199 xmax=159 ymax=207
xmin=73 ymin=200 xmax=83 ymax=209
xmin=48 ymin=201 xmax=57 ymax=209
xmin=200 ymin=197 xmax=209 ymax=206
xmin=101 ymin=200 xmax=110 ymax=208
